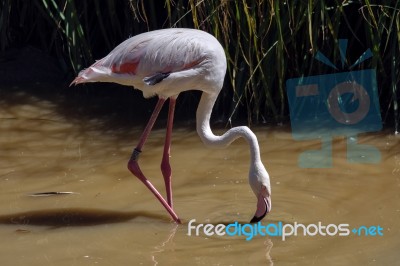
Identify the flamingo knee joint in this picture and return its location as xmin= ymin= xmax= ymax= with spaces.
xmin=130 ymin=148 xmax=142 ymax=161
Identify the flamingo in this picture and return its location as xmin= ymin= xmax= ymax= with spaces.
xmin=70 ymin=28 xmax=271 ymax=224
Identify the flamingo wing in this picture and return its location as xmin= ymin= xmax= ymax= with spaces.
xmin=70 ymin=34 xmax=150 ymax=86
xmin=71 ymin=29 xmax=222 ymax=98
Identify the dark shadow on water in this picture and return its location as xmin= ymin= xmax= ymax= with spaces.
xmin=0 ymin=208 xmax=170 ymax=227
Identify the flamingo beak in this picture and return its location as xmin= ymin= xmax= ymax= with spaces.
xmin=250 ymin=193 xmax=271 ymax=223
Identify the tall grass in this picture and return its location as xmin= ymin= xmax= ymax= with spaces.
xmin=1 ymin=0 xmax=399 ymax=132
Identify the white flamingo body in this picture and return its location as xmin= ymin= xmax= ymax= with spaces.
xmin=71 ymin=28 xmax=271 ymax=223
xmin=73 ymin=28 xmax=225 ymax=98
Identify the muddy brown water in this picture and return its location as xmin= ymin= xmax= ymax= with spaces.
xmin=0 ymin=89 xmax=399 ymax=265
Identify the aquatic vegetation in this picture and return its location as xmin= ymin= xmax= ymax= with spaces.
xmin=0 ymin=0 xmax=398 ymax=131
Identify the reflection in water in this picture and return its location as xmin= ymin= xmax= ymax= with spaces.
xmin=0 ymin=89 xmax=399 ymax=265
xmin=151 ymin=224 xmax=178 ymax=265
xmin=264 ymin=239 xmax=274 ymax=265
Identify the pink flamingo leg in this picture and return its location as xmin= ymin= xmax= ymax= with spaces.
xmin=127 ymin=98 xmax=181 ymax=223
xmin=134 ymin=98 xmax=165 ymax=151
xmin=161 ymin=98 xmax=176 ymax=208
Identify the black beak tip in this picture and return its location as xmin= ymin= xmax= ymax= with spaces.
xmin=250 ymin=212 xmax=267 ymax=223
xmin=250 ymin=197 xmax=270 ymax=223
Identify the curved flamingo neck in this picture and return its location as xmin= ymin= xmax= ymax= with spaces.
xmin=196 ymin=92 xmax=261 ymax=163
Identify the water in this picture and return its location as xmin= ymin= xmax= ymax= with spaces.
xmin=1 ymin=88 xmax=399 ymax=265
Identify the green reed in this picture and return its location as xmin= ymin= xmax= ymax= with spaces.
xmin=1 ymin=0 xmax=399 ymax=131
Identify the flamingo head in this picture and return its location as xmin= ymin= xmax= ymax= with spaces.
xmin=249 ymin=161 xmax=271 ymax=223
